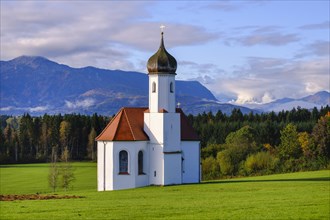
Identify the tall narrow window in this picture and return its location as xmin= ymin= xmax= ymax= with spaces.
xmin=170 ymin=82 xmax=174 ymax=93
xmin=138 ymin=151 xmax=144 ymax=175
xmin=119 ymin=150 xmax=128 ymax=174
xmin=152 ymin=82 xmax=156 ymax=93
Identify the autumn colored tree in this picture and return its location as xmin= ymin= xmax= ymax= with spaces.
xmin=311 ymin=115 xmax=330 ymax=160
xmin=298 ymin=132 xmax=314 ymax=159
xmin=87 ymin=127 xmax=97 ymax=161
xmin=59 ymin=120 xmax=71 ymax=155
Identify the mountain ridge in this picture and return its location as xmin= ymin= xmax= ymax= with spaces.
xmin=243 ymin=91 xmax=329 ymax=112
xmin=1 ymin=56 xmax=328 ymax=115
xmin=1 ymin=56 xmax=254 ymax=116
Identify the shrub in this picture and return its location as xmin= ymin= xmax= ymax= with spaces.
xmin=202 ymin=156 xmax=220 ymax=180
xmin=244 ymin=151 xmax=279 ymax=175
xmin=217 ymin=151 xmax=234 ymax=177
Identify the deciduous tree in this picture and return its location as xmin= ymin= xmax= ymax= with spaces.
xmin=48 ymin=147 xmax=59 ymax=192
xmin=60 ymin=147 xmax=75 ymax=191
xmin=278 ymin=123 xmax=302 ymax=160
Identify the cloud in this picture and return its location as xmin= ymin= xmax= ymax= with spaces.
xmin=204 ymin=2 xmax=240 ymax=11
xmin=299 ymin=21 xmax=330 ymax=30
xmin=238 ymin=32 xmax=299 ymax=46
xmin=0 ymin=105 xmax=49 ymax=112
xmin=0 ymin=1 xmax=217 ymax=70
xmin=179 ymin=60 xmax=224 ymax=74
xmin=296 ymin=40 xmax=330 ymax=58
xmin=65 ymin=99 xmax=95 ymax=109
xmin=110 ymin=23 xmax=218 ymax=51
xmin=226 ymin=26 xmax=300 ymax=46
xmin=28 ymin=106 xmax=49 ymax=112
xmin=207 ymin=57 xmax=329 ymax=104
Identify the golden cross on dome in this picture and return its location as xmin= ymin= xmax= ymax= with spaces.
xmin=160 ymin=25 xmax=165 ymax=33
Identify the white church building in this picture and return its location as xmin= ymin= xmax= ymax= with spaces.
xmin=96 ymin=31 xmax=201 ymax=191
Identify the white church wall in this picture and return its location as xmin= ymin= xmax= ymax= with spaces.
xmin=149 ymin=74 xmax=175 ymax=113
xmin=149 ymin=143 xmax=164 ymax=185
xmin=181 ymin=141 xmax=200 ymax=183
xmin=112 ymin=141 xmax=148 ymax=190
xmin=149 ymin=74 xmax=158 ymax=113
xmin=164 ymin=153 xmax=182 ymax=185
xmin=112 ymin=142 xmax=135 ymax=190
xmin=97 ymin=141 xmax=105 ymax=191
xmin=135 ymin=143 xmax=149 ymax=188
xmin=97 ymin=141 xmax=114 ymax=191
xmin=144 ymin=113 xmax=164 ymax=144
xmin=105 ymin=142 xmax=114 ymax=190
xmin=163 ymin=113 xmax=181 ymax=152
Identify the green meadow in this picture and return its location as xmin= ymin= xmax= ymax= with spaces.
xmin=0 ymin=163 xmax=329 ymax=220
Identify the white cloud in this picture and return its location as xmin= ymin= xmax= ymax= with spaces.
xmin=0 ymin=105 xmax=49 ymax=112
xmin=28 ymin=106 xmax=49 ymax=112
xmin=178 ymin=60 xmax=226 ymax=80
xmin=1 ymin=1 xmax=217 ymax=70
xmin=0 ymin=106 xmax=13 ymax=111
xmin=207 ymin=57 xmax=329 ymax=104
xmin=65 ymin=99 xmax=95 ymax=109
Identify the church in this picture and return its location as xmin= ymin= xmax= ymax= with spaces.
xmin=96 ymin=30 xmax=201 ymax=191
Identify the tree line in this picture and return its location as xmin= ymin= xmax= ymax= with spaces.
xmin=186 ymin=106 xmax=330 ymax=180
xmin=0 ymin=106 xmax=329 ymax=180
xmin=0 ymin=113 xmax=109 ymax=163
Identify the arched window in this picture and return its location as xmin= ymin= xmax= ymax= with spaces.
xmin=119 ymin=150 xmax=128 ymax=174
xmin=138 ymin=151 xmax=144 ymax=175
xmin=170 ymin=82 xmax=174 ymax=93
xmin=152 ymin=82 xmax=156 ymax=93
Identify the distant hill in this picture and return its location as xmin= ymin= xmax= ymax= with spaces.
xmin=0 ymin=56 xmax=253 ymax=116
xmin=244 ymin=91 xmax=330 ymax=112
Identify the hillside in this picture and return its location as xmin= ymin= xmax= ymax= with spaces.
xmin=0 ymin=56 xmax=253 ymax=115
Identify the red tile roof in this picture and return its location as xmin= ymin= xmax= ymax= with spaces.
xmin=96 ymin=107 xmax=199 ymax=141
xmin=96 ymin=107 xmax=149 ymax=141
xmin=177 ymin=108 xmax=199 ymax=141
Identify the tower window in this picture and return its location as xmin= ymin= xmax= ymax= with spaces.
xmin=152 ymin=82 xmax=156 ymax=93
xmin=119 ymin=150 xmax=129 ymax=174
xmin=138 ymin=151 xmax=144 ymax=175
xmin=170 ymin=82 xmax=174 ymax=93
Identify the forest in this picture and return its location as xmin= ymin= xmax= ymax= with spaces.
xmin=0 ymin=113 xmax=108 ymax=163
xmin=1 ymin=106 xmax=329 ymax=179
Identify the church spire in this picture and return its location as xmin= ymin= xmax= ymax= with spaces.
xmin=147 ymin=28 xmax=177 ymax=74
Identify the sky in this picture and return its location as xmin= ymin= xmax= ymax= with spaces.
xmin=1 ymin=0 xmax=329 ymax=104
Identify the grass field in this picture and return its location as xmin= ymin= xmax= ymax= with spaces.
xmin=0 ymin=163 xmax=329 ymax=219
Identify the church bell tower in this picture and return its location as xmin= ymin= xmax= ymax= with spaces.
xmin=144 ymin=28 xmax=182 ymax=186
xmin=146 ymin=31 xmax=177 ymax=113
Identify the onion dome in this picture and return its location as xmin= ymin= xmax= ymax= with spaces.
xmin=147 ymin=32 xmax=177 ymax=74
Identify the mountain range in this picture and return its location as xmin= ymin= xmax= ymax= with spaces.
xmin=0 ymin=56 xmax=255 ymax=116
xmin=0 ymin=56 xmax=328 ymax=116
xmin=243 ymin=91 xmax=329 ymax=112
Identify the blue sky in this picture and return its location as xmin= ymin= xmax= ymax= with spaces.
xmin=1 ymin=1 xmax=329 ymax=104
